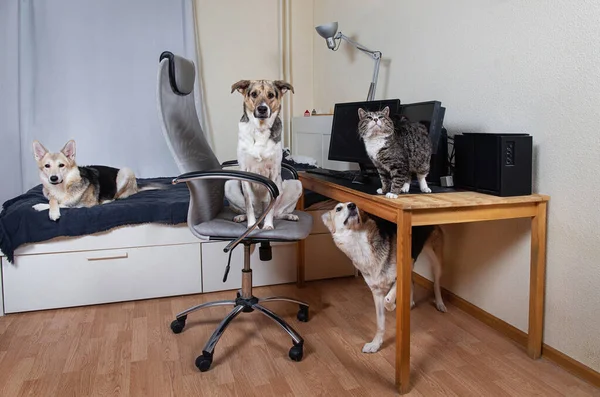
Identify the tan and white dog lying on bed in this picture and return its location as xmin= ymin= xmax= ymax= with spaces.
xmin=225 ymin=79 xmax=302 ymax=230
xmin=322 ymin=202 xmax=446 ymax=353
xmin=32 ymin=140 xmax=153 ymax=221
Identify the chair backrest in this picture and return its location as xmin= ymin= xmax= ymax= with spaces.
xmin=157 ymin=51 xmax=224 ymax=226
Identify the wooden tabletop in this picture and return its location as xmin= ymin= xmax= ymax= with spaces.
xmin=299 ymin=172 xmax=549 ymax=211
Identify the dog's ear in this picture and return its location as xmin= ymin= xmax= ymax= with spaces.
xmin=358 ymin=108 xmax=367 ymax=120
xmin=321 ymin=211 xmax=336 ymax=234
xmin=32 ymin=141 xmax=48 ymax=161
xmin=358 ymin=209 xmax=368 ymax=224
xmin=231 ymin=80 xmax=251 ymax=94
xmin=61 ymin=140 xmax=76 ymax=161
xmin=381 ymin=106 xmax=390 ymax=118
xmin=274 ymin=80 xmax=294 ymax=95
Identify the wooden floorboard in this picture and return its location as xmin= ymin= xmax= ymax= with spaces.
xmin=0 ymin=278 xmax=598 ymax=397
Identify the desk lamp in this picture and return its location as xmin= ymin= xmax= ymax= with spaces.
xmin=315 ymin=22 xmax=382 ymax=101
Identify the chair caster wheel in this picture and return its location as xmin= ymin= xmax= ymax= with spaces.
xmin=170 ymin=315 xmax=187 ymax=334
xmin=195 ymin=351 xmax=213 ymax=372
xmin=297 ymin=305 xmax=309 ymax=322
xmin=289 ymin=343 xmax=303 ymax=362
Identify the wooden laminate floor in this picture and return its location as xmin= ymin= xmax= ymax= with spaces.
xmin=0 ymin=278 xmax=597 ymax=397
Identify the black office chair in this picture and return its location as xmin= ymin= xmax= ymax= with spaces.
xmin=156 ymin=52 xmax=312 ymax=372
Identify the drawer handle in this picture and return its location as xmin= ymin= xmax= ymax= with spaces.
xmin=87 ymin=252 xmax=128 ymax=261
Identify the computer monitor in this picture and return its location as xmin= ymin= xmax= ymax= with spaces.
xmin=328 ymin=99 xmax=401 ymax=182
xmin=328 ymin=99 xmax=447 ymax=184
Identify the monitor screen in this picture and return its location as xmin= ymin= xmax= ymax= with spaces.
xmin=328 ymin=100 xmax=446 ymax=166
xmin=398 ymin=101 xmax=444 ymax=154
xmin=328 ymin=99 xmax=401 ymax=164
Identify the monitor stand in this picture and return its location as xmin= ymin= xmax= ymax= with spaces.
xmin=352 ymin=163 xmax=377 ymax=185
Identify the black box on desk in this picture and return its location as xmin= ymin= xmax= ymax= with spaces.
xmin=454 ymin=133 xmax=532 ymax=197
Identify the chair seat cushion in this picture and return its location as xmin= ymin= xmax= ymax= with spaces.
xmin=192 ymin=209 xmax=313 ymax=241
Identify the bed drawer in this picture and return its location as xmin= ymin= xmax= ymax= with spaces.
xmin=2 ymin=243 xmax=202 ymax=313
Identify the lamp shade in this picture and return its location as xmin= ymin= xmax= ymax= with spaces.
xmin=315 ymin=22 xmax=338 ymax=50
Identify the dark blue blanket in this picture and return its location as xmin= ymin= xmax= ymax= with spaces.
xmin=0 ymin=178 xmax=190 ymax=263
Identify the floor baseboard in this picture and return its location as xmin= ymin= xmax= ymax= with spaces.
xmin=412 ymin=272 xmax=600 ymax=389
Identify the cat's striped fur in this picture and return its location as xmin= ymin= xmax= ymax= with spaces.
xmin=358 ymin=106 xmax=432 ymax=198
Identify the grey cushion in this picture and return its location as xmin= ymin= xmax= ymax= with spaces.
xmin=193 ymin=209 xmax=313 ymax=241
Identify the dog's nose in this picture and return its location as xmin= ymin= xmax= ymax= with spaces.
xmin=257 ymin=105 xmax=268 ymax=114
xmin=50 ymin=176 xmax=58 ymax=182
xmin=347 ymin=203 xmax=356 ymax=210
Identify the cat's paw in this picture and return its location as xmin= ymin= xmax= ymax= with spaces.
xmin=400 ymin=183 xmax=410 ymax=193
xmin=376 ymin=188 xmax=384 ymax=195
xmin=421 ymin=187 xmax=432 ymax=193
xmin=32 ymin=203 xmax=50 ymax=212
xmin=262 ymin=223 xmax=274 ymax=230
xmin=385 ymin=192 xmax=398 ymax=199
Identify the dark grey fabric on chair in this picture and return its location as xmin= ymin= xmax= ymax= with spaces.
xmin=157 ymin=51 xmax=311 ymax=372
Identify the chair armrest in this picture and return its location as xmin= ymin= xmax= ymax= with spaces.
xmin=220 ymin=160 xmax=299 ymax=180
xmin=172 ymin=169 xmax=279 ymax=253
xmin=173 ymin=169 xmax=279 ymax=199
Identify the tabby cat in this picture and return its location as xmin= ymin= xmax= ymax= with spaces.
xmin=357 ymin=106 xmax=432 ymax=198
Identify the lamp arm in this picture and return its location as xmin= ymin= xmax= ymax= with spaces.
xmin=336 ymin=32 xmax=381 ymax=59
xmin=336 ymin=32 xmax=382 ymax=101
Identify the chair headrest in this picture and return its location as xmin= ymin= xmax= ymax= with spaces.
xmin=159 ymin=51 xmax=195 ymax=95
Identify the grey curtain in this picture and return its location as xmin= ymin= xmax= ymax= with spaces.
xmin=0 ymin=0 xmax=210 ymax=206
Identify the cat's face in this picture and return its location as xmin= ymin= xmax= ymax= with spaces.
xmin=357 ymin=106 xmax=393 ymax=138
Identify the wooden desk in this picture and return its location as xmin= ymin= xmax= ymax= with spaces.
xmin=298 ymin=172 xmax=549 ymax=395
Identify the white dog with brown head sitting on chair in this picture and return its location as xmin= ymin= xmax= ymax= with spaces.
xmin=225 ymin=79 xmax=302 ymax=230
xmin=322 ymin=202 xmax=446 ymax=353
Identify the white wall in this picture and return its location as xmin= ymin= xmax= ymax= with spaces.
xmin=313 ymin=0 xmax=600 ymax=371
xmin=195 ymin=0 xmax=313 ymax=161
xmin=195 ymin=0 xmax=281 ymax=161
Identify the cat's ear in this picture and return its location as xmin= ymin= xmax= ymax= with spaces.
xmin=382 ymin=106 xmax=390 ymax=118
xmin=358 ymin=108 xmax=367 ymax=120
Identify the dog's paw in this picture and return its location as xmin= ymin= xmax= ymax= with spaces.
xmin=384 ymin=299 xmax=396 ymax=312
xmin=362 ymin=341 xmax=382 ymax=353
xmin=32 ymin=203 xmax=50 ymax=212
xmin=420 ymin=186 xmax=432 ymax=193
xmin=49 ymin=209 xmax=61 ymax=221
xmin=376 ymin=188 xmax=384 ymax=195
xmin=435 ymin=300 xmax=447 ymax=313
xmin=400 ymin=183 xmax=410 ymax=193
xmin=285 ymin=214 xmax=299 ymax=221
xmin=385 ymin=192 xmax=398 ymax=199
xmin=233 ymin=214 xmax=247 ymax=223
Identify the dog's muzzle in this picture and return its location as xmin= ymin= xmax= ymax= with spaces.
xmin=254 ymin=104 xmax=270 ymax=119
xmin=49 ymin=176 xmax=61 ymax=185
xmin=344 ymin=203 xmax=360 ymax=226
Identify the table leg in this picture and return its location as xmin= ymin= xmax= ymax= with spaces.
xmin=528 ymin=201 xmax=547 ymax=358
xmin=395 ymin=210 xmax=412 ymax=394
xmin=296 ymin=189 xmax=306 ymax=288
